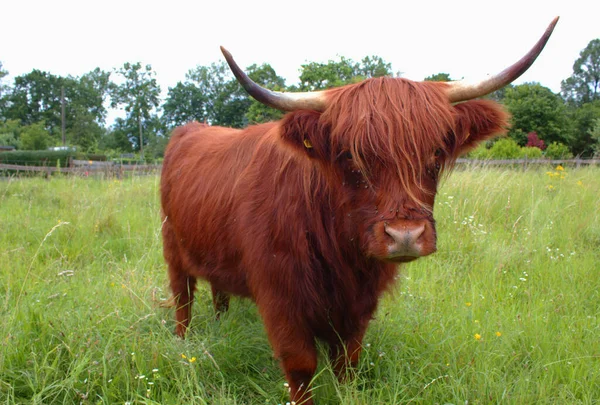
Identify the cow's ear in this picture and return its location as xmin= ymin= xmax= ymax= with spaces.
xmin=452 ymin=100 xmax=510 ymax=156
xmin=280 ymin=110 xmax=330 ymax=160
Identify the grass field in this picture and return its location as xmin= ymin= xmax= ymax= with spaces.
xmin=1 ymin=166 xmax=599 ymax=404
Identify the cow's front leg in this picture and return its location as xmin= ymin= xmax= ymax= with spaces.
xmin=329 ymin=318 xmax=370 ymax=380
xmin=258 ymin=301 xmax=317 ymax=405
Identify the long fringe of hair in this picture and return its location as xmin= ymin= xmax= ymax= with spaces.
xmin=322 ymin=78 xmax=456 ymax=204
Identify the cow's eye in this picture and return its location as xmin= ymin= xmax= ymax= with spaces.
xmin=345 ymin=151 xmax=353 ymax=160
xmin=434 ymin=148 xmax=442 ymax=157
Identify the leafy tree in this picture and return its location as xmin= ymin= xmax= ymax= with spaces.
xmin=2 ymin=69 xmax=110 ymax=147
xmin=502 ymin=83 xmax=572 ymax=147
xmin=566 ymin=100 xmax=600 ymax=156
xmin=298 ymin=55 xmax=392 ymax=91
xmin=20 ymin=122 xmax=52 ymax=150
xmin=0 ymin=119 xmax=22 ymax=148
xmin=111 ymin=62 xmax=161 ymax=158
xmin=244 ymin=63 xmax=286 ymax=124
xmin=299 ymin=56 xmax=358 ymax=91
xmin=163 ymin=62 xmax=245 ymax=128
xmin=424 ymin=73 xmax=452 ymax=82
xmin=99 ymin=120 xmax=133 ymax=153
xmin=486 ymin=84 xmax=513 ymax=103
xmin=162 ymin=81 xmax=208 ymax=129
xmin=164 ymin=61 xmax=287 ymax=129
xmin=357 ymin=56 xmax=393 ymax=79
xmin=561 ymin=39 xmax=600 ymax=105
xmin=590 ymin=118 xmax=600 ymax=156
xmin=0 ymin=62 xmax=9 ymax=117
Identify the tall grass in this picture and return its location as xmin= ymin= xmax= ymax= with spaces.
xmin=0 ymin=166 xmax=598 ymax=404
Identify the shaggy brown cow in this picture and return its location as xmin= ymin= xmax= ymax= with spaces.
xmin=161 ymin=18 xmax=558 ymax=404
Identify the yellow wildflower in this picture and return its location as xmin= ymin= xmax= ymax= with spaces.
xmin=474 ymin=333 xmax=482 ymax=341
xmin=465 ymin=302 xmax=472 ymax=307
xmin=555 ymin=165 xmax=564 ymax=171
xmin=189 ymin=357 xmax=197 ymax=363
xmin=181 ymin=354 xmax=187 ymax=359
xmin=496 ymin=331 xmax=502 ymax=337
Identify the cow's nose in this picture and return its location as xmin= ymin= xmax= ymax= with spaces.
xmin=384 ymin=223 xmax=426 ymax=258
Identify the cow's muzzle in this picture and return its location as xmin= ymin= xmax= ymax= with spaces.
xmin=382 ymin=219 xmax=436 ymax=262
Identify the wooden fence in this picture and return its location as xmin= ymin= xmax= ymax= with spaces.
xmin=0 ymin=160 xmax=161 ymax=178
xmin=0 ymin=158 xmax=598 ymax=178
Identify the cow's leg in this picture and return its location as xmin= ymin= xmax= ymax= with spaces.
xmin=162 ymin=220 xmax=196 ymax=337
xmin=210 ymin=284 xmax=230 ymax=319
xmin=169 ymin=271 xmax=196 ymax=337
xmin=329 ymin=319 xmax=370 ymax=380
xmin=259 ymin=305 xmax=317 ymax=405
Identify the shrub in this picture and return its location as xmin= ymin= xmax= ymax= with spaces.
xmin=488 ymin=138 xmax=522 ymax=159
xmin=467 ymin=143 xmax=492 ymax=159
xmin=544 ymin=142 xmax=573 ymax=159
xmin=0 ymin=150 xmax=75 ymax=167
xmin=521 ymin=146 xmax=543 ymax=158
xmin=526 ymin=132 xmax=546 ymax=150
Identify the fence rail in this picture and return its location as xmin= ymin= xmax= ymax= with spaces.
xmin=455 ymin=158 xmax=599 ymax=166
xmin=0 ymin=162 xmax=161 ymax=177
xmin=0 ymin=158 xmax=598 ymax=177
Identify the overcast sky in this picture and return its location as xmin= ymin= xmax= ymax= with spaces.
xmin=1 ymin=0 xmax=599 ymax=100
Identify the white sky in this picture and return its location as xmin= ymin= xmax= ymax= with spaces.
xmin=1 ymin=0 xmax=599 ymax=103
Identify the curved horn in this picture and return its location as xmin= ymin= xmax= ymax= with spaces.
xmin=446 ymin=16 xmax=559 ymax=102
xmin=220 ymin=46 xmax=328 ymax=112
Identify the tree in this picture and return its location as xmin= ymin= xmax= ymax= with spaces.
xmin=162 ymin=81 xmax=208 ymax=129
xmin=299 ymin=56 xmax=358 ymax=91
xmin=20 ymin=122 xmax=52 ymax=150
xmin=298 ymin=55 xmax=393 ymax=91
xmin=566 ymin=100 xmax=600 ymax=156
xmin=163 ymin=62 xmax=245 ymax=128
xmin=0 ymin=62 xmax=9 ymax=117
xmin=561 ymin=39 xmax=600 ymax=105
xmin=163 ymin=61 xmax=287 ymax=129
xmin=424 ymin=73 xmax=452 ymax=82
xmin=502 ymin=83 xmax=572 ymax=147
xmin=244 ymin=63 xmax=286 ymax=124
xmin=357 ymin=56 xmax=393 ymax=79
xmin=111 ymin=62 xmax=161 ymax=159
xmin=590 ymin=118 xmax=600 ymax=156
xmin=2 ymin=69 xmax=110 ymax=148
xmin=0 ymin=119 xmax=22 ymax=148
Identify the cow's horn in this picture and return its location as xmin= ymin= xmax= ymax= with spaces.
xmin=220 ymin=46 xmax=328 ymax=112
xmin=445 ymin=16 xmax=559 ymax=102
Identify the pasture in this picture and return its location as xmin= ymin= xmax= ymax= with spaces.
xmin=0 ymin=166 xmax=598 ymax=404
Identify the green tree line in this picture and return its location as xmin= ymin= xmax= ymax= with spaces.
xmin=0 ymin=38 xmax=599 ymax=160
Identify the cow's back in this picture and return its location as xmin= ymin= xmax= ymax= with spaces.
xmin=161 ymin=122 xmax=281 ymax=295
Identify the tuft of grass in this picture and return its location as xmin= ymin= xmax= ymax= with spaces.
xmin=1 ymin=166 xmax=599 ymax=404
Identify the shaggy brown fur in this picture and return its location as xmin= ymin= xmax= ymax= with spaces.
xmin=161 ymin=77 xmax=509 ymax=404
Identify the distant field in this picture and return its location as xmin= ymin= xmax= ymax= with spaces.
xmin=1 ymin=166 xmax=598 ymax=404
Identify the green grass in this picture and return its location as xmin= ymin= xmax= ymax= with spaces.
xmin=1 ymin=166 xmax=599 ymax=404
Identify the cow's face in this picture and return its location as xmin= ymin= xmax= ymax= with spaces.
xmin=280 ymin=79 xmax=509 ymax=263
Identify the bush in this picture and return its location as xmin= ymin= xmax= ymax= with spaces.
xmin=544 ymin=142 xmax=573 ymax=159
xmin=521 ymin=146 xmax=543 ymax=158
xmin=467 ymin=143 xmax=492 ymax=159
xmin=526 ymin=132 xmax=546 ymax=150
xmin=0 ymin=150 xmax=75 ymax=167
xmin=488 ymin=138 xmax=522 ymax=159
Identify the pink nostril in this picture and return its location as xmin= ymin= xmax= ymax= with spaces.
xmin=384 ymin=223 xmax=426 ymax=257
xmin=385 ymin=223 xmax=425 ymax=243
